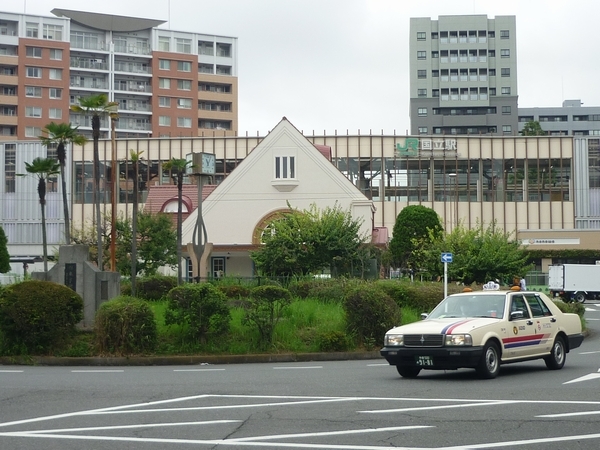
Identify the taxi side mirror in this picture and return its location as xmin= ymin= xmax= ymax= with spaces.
xmin=510 ymin=311 xmax=524 ymax=321
xmin=420 ymin=313 xmax=429 ymax=320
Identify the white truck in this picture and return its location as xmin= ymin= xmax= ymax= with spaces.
xmin=548 ymin=264 xmax=600 ymax=303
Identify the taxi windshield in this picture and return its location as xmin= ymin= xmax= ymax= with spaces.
xmin=428 ymin=294 xmax=506 ymax=319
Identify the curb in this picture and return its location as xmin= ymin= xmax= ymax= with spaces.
xmin=0 ymin=351 xmax=383 ymax=367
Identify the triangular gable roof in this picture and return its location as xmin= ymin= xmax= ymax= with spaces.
xmin=181 ymin=117 xmax=373 ymax=246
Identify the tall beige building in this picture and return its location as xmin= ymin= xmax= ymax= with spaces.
xmin=0 ymin=8 xmax=238 ymax=140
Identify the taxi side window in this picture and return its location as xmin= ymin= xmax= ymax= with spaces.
xmin=525 ymin=294 xmax=552 ymax=317
xmin=510 ymin=295 xmax=531 ymax=319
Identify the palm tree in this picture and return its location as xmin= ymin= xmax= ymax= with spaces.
xmin=129 ymin=150 xmax=144 ymax=296
xmin=23 ymin=158 xmax=60 ymax=274
xmin=163 ymin=158 xmax=192 ymax=285
xmin=71 ymin=94 xmax=118 ymax=269
xmin=39 ymin=122 xmax=86 ymax=245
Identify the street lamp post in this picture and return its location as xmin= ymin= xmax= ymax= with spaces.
xmin=109 ymin=105 xmax=118 ymax=272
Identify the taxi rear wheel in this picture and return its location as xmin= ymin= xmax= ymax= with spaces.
xmin=396 ymin=366 xmax=421 ymax=378
xmin=476 ymin=341 xmax=500 ymax=379
xmin=545 ymin=336 xmax=566 ymax=370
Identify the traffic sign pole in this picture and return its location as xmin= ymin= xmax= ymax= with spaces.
xmin=444 ymin=261 xmax=448 ymax=298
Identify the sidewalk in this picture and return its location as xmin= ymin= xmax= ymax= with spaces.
xmin=0 ymin=351 xmax=383 ymax=366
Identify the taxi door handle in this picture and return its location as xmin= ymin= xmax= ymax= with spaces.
xmin=526 ymin=320 xmax=533 ymax=326
xmin=550 ymin=318 xmax=556 ymax=322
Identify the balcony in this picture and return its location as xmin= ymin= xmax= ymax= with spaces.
xmin=70 ymin=58 xmax=108 ymax=70
xmin=114 ymin=61 xmax=151 ymax=75
xmin=70 ymin=79 xmax=108 ymax=90
xmin=114 ymin=80 xmax=151 ymax=94
xmin=113 ymin=44 xmax=150 ymax=56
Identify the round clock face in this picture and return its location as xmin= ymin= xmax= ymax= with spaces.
xmin=202 ymin=153 xmax=215 ymax=174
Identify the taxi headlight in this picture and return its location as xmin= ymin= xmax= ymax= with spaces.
xmin=385 ymin=334 xmax=404 ymax=346
xmin=445 ymin=334 xmax=472 ymax=346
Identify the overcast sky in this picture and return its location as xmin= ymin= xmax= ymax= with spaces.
xmin=8 ymin=0 xmax=600 ymax=134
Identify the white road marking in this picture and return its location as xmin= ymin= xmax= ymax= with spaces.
xmin=537 ymin=410 xmax=600 ymax=418
xmin=366 ymin=363 xmax=388 ymax=366
xmin=273 ymin=366 xmax=322 ymax=369
xmin=359 ymin=400 xmax=516 ymax=414
xmin=229 ymin=425 xmax=433 ymax=441
xmin=173 ymin=368 xmax=226 ymax=372
xmin=0 ymin=370 xmax=24 ymax=373
xmin=19 ymin=420 xmax=241 ymax=434
xmin=563 ymin=372 xmax=600 ymax=384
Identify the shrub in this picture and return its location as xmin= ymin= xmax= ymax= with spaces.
xmin=95 ymin=296 xmax=158 ymax=355
xmin=316 ymin=330 xmax=350 ymax=352
xmin=136 ymin=275 xmax=178 ymax=301
xmin=288 ymin=278 xmax=367 ymax=303
xmin=243 ymin=285 xmax=292 ymax=348
xmin=554 ymin=299 xmax=585 ymax=318
xmin=376 ymin=280 xmax=452 ymax=313
xmin=165 ymin=283 xmax=230 ymax=342
xmin=0 ymin=280 xmax=83 ymax=354
xmin=343 ymin=284 xmax=401 ymax=347
xmin=216 ymin=284 xmax=251 ymax=300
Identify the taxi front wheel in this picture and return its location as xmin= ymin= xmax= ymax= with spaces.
xmin=476 ymin=341 xmax=500 ymax=379
xmin=545 ymin=336 xmax=566 ymax=370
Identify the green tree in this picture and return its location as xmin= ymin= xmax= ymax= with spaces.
xmin=163 ymin=158 xmax=192 ymax=285
xmin=388 ymin=205 xmax=443 ymax=269
xmin=21 ymin=158 xmax=60 ymax=273
xmin=414 ymin=221 xmax=532 ymax=284
xmin=242 ymin=285 xmax=292 ymax=348
xmin=520 ymin=120 xmax=547 ymax=136
xmin=39 ymin=122 xmax=86 ymax=244
xmin=115 ymin=211 xmax=177 ymax=277
xmin=129 ymin=150 xmax=144 ymax=296
xmin=70 ymin=94 xmax=118 ymax=269
xmin=0 ymin=226 xmax=10 ymax=274
xmin=250 ymin=203 xmax=367 ymax=277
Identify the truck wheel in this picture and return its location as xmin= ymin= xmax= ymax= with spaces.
xmin=544 ymin=336 xmax=566 ymax=370
xmin=396 ymin=366 xmax=421 ymax=378
xmin=476 ymin=341 xmax=500 ymax=379
xmin=574 ymin=292 xmax=586 ymax=303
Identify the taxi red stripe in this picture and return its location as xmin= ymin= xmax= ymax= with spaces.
xmin=443 ymin=319 xmax=474 ymax=335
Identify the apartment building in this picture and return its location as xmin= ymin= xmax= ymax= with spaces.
xmin=409 ymin=15 xmax=518 ymax=136
xmin=0 ymin=9 xmax=238 ymax=141
xmin=518 ymin=100 xmax=600 ymax=136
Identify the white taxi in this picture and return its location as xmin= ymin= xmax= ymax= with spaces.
xmin=380 ymin=282 xmax=584 ymax=379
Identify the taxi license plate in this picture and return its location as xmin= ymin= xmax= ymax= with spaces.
xmin=415 ymin=356 xmax=434 ymax=366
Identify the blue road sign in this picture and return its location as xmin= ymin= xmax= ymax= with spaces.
xmin=441 ymin=252 xmax=453 ymax=263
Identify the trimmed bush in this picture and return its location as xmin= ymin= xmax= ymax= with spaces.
xmin=288 ymin=278 xmax=367 ymax=303
xmin=343 ymin=284 xmax=401 ymax=347
xmin=95 ymin=296 xmax=157 ymax=355
xmin=243 ymin=285 xmax=292 ymax=348
xmin=316 ymin=330 xmax=350 ymax=352
xmin=135 ymin=275 xmax=178 ymax=301
xmin=554 ymin=299 xmax=585 ymax=318
xmin=216 ymin=284 xmax=251 ymax=300
xmin=165 ymin=283 xmax=230 ymax=342
xmin=0 ymin=280 xmax=83 ymax=354
xmin=376 ymin=280 xmax=458 ymax=313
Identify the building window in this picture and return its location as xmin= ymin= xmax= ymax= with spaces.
xmin=43 ymin=24 xmax=62 ymax=40
xmin=4 ymin=144 xmax=16 ymax=192
xmin=416 ymin=31 xmax=426 ymax=40
xmin=159 ymin=116 xmax=171 ymax=126
xmin=490 ymin=88 xmax=496 ymax=96
xmin=502 ymin=106 xmax=511 ymax=114
xmin=49 ymin=68 xmax=62 ymax=80
xmin=49 ymin=108 xmax=62 ymax=119
xmin=432 ymin=89 xmax=439 ymax=98
xmin=431 ymin=32 xmax=438 ymax=39
xmin=159 ymin=59 xmax=170 ymax=70
xmin=177 ymin=117 xmax=191 ymax=128
xmin=26 ymin=46 xmax=42 ymax=58
xmin=418 ymin=108 xmax=427 ymax=117
xmin=417 ymin=89 xmax=427 ymax=97
xmin=177 ymin=61 xmax=191 ymax=72
xmin=176 ymin=38 xmax=192 ymax=53
xmin=418 ymin=127 xmax=428 ymax=134
xmin=417 ymin=51 xmax=426 ymax=60
xmin=489 ymin=69 xmax=496 ymax=76
xmin=501 ymin=68 xmax=510 ymax=77
xmin=158 ymin=96 xmax=171 ymax=107
xmin=159 ymin=78 xmax=171 ymax=89
xmin=216 ymin=65 xmax=231 ymax=75
xmin=502 ymin=125 xmax=512 ymax=134
xmin=25 ymin=126 xmax=41 ymax=137
xmin=501 ymin=49 xmax=510 ymax=58
xmin=25 ymin=86 xmax=42 ymax=97
xmin=26 ymin=23 xmax=38 ymax=38
xmin=212 ymin=257 xmax=225 ymax=279
xmin=158 ymin=36 xmax=170 ymax=51
xmin=432 ymin=51 xmax=439 ymax=58
xmin=488 ymin=30 xmax=495 ymax=38
xmin=275 ymin=156 xmax=295 ymax=179
xmin=216 ymin=43 xmax=231 ymax=57
xmin=25 ymin=106 xmax=42 ymax=118
xmin=432 ymin=70 xmax=439 ymax=77
xmin=417 ymin=69 xmax=426 ymax=79
xmin=49 ymin=88 xmax=62 ymax=99
xmin=177 ymin=79 xmax=191 ymax=90
xmin=198 ymin=41 xmax=214 ymax=55
xmin=49 ymin=48 xmax=62 ymax=60
xmin=500 ymin=30 xmax=510 ymax=39
xmin=501 ymin=87 xmax=511 ymax=95
xmin=177 ymin=98 xmax=192 ymax=109
xmin=26 ymin=67 xmax=42 ymax=78
xmin=489 ymin=50 xmax=495 ymax=57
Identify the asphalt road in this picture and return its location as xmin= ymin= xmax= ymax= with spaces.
xmin=0 ymin=302 xmax=599 ymax=449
